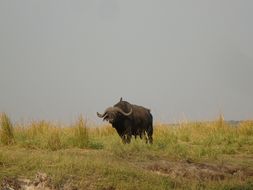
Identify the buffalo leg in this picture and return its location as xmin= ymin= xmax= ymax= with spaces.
xmin=147 ymin=126 xmax=153 ymax=144
xmin=121 ymin=134 xmax=127 ymax=144
xmin=121 ymin=134 xmax=131 ymax=144
xmin=126 ymin=134 xmax=131 ymax=144
xmin=139 ymin=131 xmax=148 ymax=143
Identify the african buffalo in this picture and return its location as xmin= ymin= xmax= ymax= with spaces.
xmin=97 ymin=98 xmax=153 ymax=144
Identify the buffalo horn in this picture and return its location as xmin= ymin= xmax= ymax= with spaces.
xmin=97 ymin=107 xmax=115 ymax=118
xmin=114 ymin=107 xmax=132 ymax=116
xmin=97 ymin=111 xmax=107 ymax=118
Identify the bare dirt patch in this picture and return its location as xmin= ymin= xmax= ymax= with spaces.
xmin=144 ymin=160 xmax=253 ymax=181
xmin=0 ymin=172 xmax=77 ymax=190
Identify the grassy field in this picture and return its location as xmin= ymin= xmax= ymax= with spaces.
xmin=0 ymin=113 xmax=253 ymax=190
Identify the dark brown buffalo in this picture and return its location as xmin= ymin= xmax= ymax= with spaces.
xmin=97 ymin=98 xmax=153 ymax=144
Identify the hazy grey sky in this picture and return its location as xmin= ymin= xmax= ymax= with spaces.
xmin=0 ymin=0 xmax=252 ymax=123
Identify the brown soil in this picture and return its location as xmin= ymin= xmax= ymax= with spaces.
xmin=0 ymin=172 xmax=77 ymax=190
xmin=144 ymin=159 xmax=253 ymax=181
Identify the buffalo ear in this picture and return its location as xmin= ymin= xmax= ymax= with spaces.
xmin=120 ymin=97 xmax=123 ymax=102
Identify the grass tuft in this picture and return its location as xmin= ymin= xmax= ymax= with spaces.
xmin=0 ymin=113 xmax=15 ymax=145
xmin=47 ymin=129 xmax=62 ymax=151
xmin=71 ymin=115 xmax=89 ymax=148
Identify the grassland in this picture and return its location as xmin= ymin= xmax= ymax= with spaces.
xmin=0 ymin=113 xmax=253 ymax=190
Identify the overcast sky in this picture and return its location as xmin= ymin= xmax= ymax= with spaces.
xmin=0 ymin=0 xmax=252 ymax=123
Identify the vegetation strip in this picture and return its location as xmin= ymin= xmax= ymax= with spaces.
xmin=0 ymin=113 xmax=253 ymax=189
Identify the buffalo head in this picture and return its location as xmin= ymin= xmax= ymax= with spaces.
xmin=97 ymin=106 xmax=132 ymax=124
